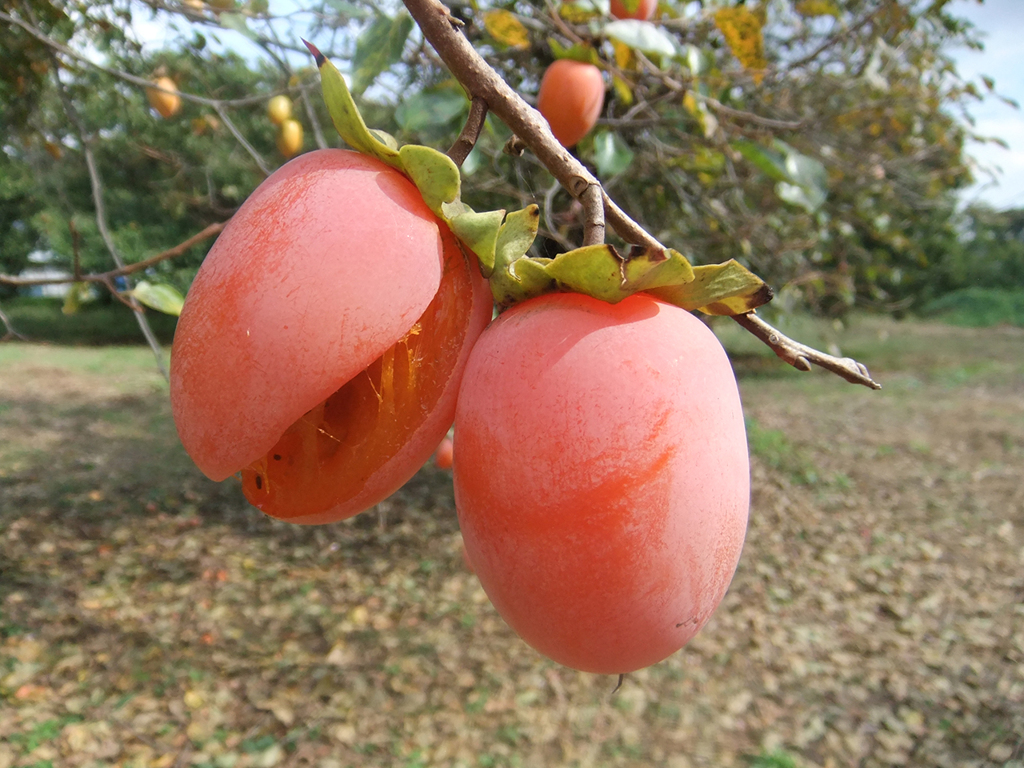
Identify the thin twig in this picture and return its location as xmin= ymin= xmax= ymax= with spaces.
xmin=0 ymin=223 xmax=226 ymax=288
xmin=46 ymin=49 xmax=170 ymax=380
xmin=447 ymin=96 xmax=488 ymax=167
xmin=733 ymin=313 xmax=881 ymax=389
xmin=0 ymin=303 xmax=28 ymax=342
xmin=402 ymin=0 xmax=879 ymax=390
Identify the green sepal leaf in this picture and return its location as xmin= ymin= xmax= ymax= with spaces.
xmin=488 ymin=206 xmax=544 ymax=309
xmin=304 ymin=40 xmax=402 ymax=170
xmin=129 ymin=280 xmax=186 ymax=317
xmin=548 ymin=38 xmax=602 ymax=66
xmin=449 ymin=209 xmax=505 ymax=277
xmin=646 ymin=259 xmax=773 ymax=315
xmin=494 ymin=205 xmax=541 ymax=276
xmin=543 ymin=244 xmax=695 ymax=303
xmin=398 ymin=144 xmax=462 ymax=218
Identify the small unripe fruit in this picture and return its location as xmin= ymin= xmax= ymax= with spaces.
xmin=267 ymin=95 xmax=292 ymax=125
xmin=147 ymin=76 xmax=181 ymax=119
xmin=537 ymin=60 xmax=605 ymax=147
xmin=277 ymin=119 xmax=303 ymax=158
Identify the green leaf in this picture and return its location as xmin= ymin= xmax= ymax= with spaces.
xmin=647 ymin=260 xmax=773 ymax=315
xmin=449 ymin=210 xmax=505 ymax=277
xmin=219 ymin=12 xmax=255 ymax=38
xmin=304 ymin=41 xmax=402 ymax=170
xmin=489 ymin=206 xmax=543 ymax=308
xmin=592 ymin=131 xmax=634 ymax=176
xmin=733 ymin=140 xmax=789 ymax=182
xmin=352 ymin=13 xmax=414 ymax=94
xmin=603 ymin=20 xmax=677 ymax=59
xmin=543 ymin=245 xmax=695 ymax=303
xmin=129 ymin=280 xmax=185 ymax=316
xmin=395 ymin=88 xmax=468 ymax=133
xmin=398 ymin=144 xmax=462 ymax=218
xmin=558 ymin=0 xmax=609 ymax=23
xmin=548 ymin=38 xmax=602 ymax=66
xmin=62 ymin=282 xmax=89 ymax=315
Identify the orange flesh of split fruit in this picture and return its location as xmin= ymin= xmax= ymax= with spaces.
xmin=240 ymin=241 xmax=473 ymax=521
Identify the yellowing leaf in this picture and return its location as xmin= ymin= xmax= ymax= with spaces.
xmin=714 ymin=7 xmax=766 ymax=84
xmin=795 ymin=0 xmax=840 ymax=18
xmin=647 ymin=259 xmax=773 ymax=315
xmin=484 ymin=10 xmax=530 ymax=50
xmin=612 ymin=40 xmax=635 ymax=70
xmin=612 ymin=74 xmax=634 ymax=106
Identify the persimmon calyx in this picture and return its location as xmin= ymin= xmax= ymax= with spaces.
xmin=304 ymin=41 xmax=537 ymax=280
xmin=303 ymin=41 xmax=774 ymax=318
xmin=490 ymin=243 xmax=773 ymax=315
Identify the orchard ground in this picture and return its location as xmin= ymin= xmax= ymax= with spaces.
xmin=1 ymin=315 xmax=1022 ymax=768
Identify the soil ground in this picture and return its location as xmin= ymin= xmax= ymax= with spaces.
xmin=1 ymin=315 xmax=1022 ymax=768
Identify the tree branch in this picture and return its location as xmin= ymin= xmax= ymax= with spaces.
xmin=0 ymin=223 xmax=226 ymax=288
xmin=45 ymin=49 xmax=170 ymax=381
xmin=733 ymin=313 xmax=881 ymax=389
xmin=447 ymin=96 xmax=488 ymax=167
xmin=402 ymin=0 xmax=880 ymax=390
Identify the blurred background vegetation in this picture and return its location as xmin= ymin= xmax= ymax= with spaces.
xmin=1 ymin=0 xmax=1022 ymax=340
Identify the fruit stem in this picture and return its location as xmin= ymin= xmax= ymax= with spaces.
xmin=447 ymin=96 xmax=488 ymax=168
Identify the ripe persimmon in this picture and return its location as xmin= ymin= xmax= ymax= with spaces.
xmin=536 ymin=59 xmax=605 ymax=147
xmin=453 ymin=292 xmax=749 ymax=673
xmin=171 ymin=149 xmax=492 ymax=524
xmin=610 ymin=0 xmax=657 ymax=20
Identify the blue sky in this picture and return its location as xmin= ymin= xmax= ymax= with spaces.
xmin=951 ymin=0 xmax=1024 ymax=209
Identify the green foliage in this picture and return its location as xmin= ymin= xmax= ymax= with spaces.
xmin=0 ymin=0 xmax=997 ymax=319
xmin=921 ymin=288 xmax=1024 ymax=328
xmin=1 ymin=297 xmax=177 ymax=345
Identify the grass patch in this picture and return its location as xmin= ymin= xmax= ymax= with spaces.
xmin=1 ymin=296 xmax=177 ymax=345
xmin=920 ymin=287 xmax=1024 ymax=328
xmin=745 ymin=417 xmax=818 ymax=484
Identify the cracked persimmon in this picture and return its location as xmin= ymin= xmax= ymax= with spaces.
xmin=171 ymin=149 xmax=492 ymax=524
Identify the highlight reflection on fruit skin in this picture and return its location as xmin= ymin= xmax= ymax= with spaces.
xmin=170 ymin=149 xmax=492 ymax=524
xmin=453 ymin=292 xmax=750 ymax=674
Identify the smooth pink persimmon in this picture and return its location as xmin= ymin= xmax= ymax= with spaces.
xmin=453 ymin=292 xmax=749 ymax=674
xmin=536 ymin=59 xmax=605 ymax=148
xmin=171 ymin=149 xmax=492 ymax=524
xmin=610 ymin=0 xmax=657 ymax=20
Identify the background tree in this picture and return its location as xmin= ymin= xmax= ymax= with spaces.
xmin=0 ymin=0 xmax=1001 ymax=334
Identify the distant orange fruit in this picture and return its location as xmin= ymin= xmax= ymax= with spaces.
xmin=147 ymin=76 xmax=181 ymax=119
xmin=267 ymin=95 xmax=292 ymax=125
xmin=433 ymin=436 xmax=454 ymax=470
xmin=276 ymin=119 xmax=303 ymax=158
xmin=610 ymin=0 xmax=657 ymax=20
xmin=536 ymin=60 xmax=604 ymax=147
